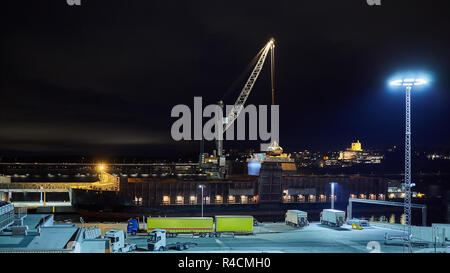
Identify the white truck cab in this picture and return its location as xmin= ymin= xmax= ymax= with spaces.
xmin=104 ymin=229 xmax=136 ymax=252
xmin=147 ymin=229 xmax=167 ymax=251
xmin=147 ymin=229 xmax=196 ymax=251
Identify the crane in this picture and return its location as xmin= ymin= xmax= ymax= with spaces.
xmin=214 ymin=38 xmax=276 ymax=178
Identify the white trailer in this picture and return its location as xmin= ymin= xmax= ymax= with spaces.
xmin=320 ymin=209 xmax=345 ymax=227
xmin=285 ymin=210 xmax=309 ymax=227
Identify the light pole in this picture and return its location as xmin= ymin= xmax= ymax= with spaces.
xmin=389 ymin=77 xmax=428 ymax=252
xmin=330 ymin=182 xmax=336 ymax=209
xmin=199 ymin=185 xmax=205 ymax=217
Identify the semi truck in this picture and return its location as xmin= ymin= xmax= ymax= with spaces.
xmin=320 ymin=209 xmax=346 ymax=227
xmin=285 ymin=210 xmax=309 ymax=227
xmin=147 ymin=229 xmax=198 ymax=251
xmin=104 ymin=229 xmax=137 ymax=252
xmin=127 ymin=219 xmax=138 ymax=235
xmin=147 ymin=217 xmax=214 ymax=237
xmin=215 ymin=215 xmax=253 ymax=236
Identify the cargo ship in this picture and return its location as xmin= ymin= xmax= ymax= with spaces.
xmin=69 ymin=143 xmax=393 ymax=222
xmin=0 ymin=143 xmax=400 ymax=222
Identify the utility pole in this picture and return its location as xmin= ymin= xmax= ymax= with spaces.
xmin=201 ymin=186 xmax=204 ymax=217
xmin=331 ymin=183 xmax=335 ymax=210
xmin=199 ymin=185 xmax=205 ymax=217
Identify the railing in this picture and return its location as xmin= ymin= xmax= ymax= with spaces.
xmin=14 ymin=207 xmax=27 ymax=219
xmin=0 ymin=183 xmax=71 ymax=190
xmin=0 ymin=180 xmax=118 ymax=192
xmin=0 ymin=203 xmax=15 ymax=231
xmin=0 ymin=213 xmax=14 ymax=231
xmin=0 ymin=249 xmax=74 ymax=253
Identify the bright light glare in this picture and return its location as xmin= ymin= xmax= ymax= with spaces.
xmin=389 ymin=78 xmax=427 ymax=87
xmin=97 ymin=164 xmax=106 ymax=172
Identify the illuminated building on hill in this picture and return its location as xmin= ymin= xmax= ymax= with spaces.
xmin=319 ymin=140 xmax=384 ymax=167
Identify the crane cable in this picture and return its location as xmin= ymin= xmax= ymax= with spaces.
xmin=270 ymin=43 xmax=275 ymax=105
xmin=223 ymin=40 xmax=273 ymax=132
xmin=221 ymin=45 xmax=266 ymax=103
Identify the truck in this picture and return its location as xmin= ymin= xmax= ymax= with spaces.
xmin=320 ymin=209 xmax=346 ymax=227
xmin=147 ymin=217 xmax=214 ymax=237
xmin=104 ymin=229 xmax=137 ymax=252
xmin=147 ymin=229 xmax=198 ymax=251
xmin=285 ymin=210 xmax=309 ymax=227
xmin=127 ymin=218 xmax=138 ymax=235
xmin=215 ymin=215 xmax=253 ymax=236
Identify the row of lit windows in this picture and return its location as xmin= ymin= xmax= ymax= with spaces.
xmin=349 ymin=194 xmax=385 ymax=200
xmin=133 ymin=195 xmax=258 ymax=205
xmin=133 ymin=193 xmax=391 ymax=205
xmin=282 ymin=193 xmax=386 ymax=203
xmin=283 ymin=194 xmax=335 ymax=203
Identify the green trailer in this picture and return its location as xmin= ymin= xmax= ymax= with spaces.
xmin=147 ymin=217 xmax=214 ymax=237
xmin=215 ymin=215 xmax=254 ymax=235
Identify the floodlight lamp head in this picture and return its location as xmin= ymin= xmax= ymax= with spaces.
xmin=390 ymin=78 xmax=427 ymax=87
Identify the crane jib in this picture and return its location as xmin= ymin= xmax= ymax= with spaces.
xmin=224 ymin=41 xmax=273 ymax=132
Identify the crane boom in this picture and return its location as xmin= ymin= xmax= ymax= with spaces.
xmin=213 ymin=39 xmax=275 ymax=178
xmin=223 ymin=39 xmax=274 ymax=132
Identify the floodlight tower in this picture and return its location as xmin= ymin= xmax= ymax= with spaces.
xmin=389 ymin=77 xmax=427 ymax=252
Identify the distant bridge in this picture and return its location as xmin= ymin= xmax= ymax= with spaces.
xmin=0 ymin=172 xmax=120 ymax=208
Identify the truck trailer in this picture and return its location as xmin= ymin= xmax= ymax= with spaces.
xmin=285 ymin=210 xmax=309 ymax=227
xmin=147 ymin=217 xmax=214 ymax=237
xmin=215 ymin=215 xmax=253 ymax=236
xmin=320 ymin=209 xmax=346 ymax=227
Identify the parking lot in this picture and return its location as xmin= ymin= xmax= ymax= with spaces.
xmin=126 ymin=222 xmax=411 ymax=253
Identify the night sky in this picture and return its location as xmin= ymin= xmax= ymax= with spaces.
xmin=2 ymin=0 xmax=450 ymax=158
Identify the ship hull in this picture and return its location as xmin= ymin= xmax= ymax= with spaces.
xmin=71 ymin=188 xmax=352 ymax=222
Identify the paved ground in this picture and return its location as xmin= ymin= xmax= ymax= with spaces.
xmin=126 ymin=222 xmax=412 ymax=253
